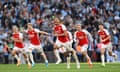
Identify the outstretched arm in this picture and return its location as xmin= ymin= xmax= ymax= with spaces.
xmin=39 ymin=31 xmax=49 ymax=35
xmin=53 ymin=30 xmax=68 ymax=36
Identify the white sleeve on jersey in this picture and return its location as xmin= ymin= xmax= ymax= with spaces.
xmin=74 ymin=31 xmax=77 ymax=42
xmin=34 ymin=28 xmax=40 ymax=33
xmin=19 ymin=32 xmax=23 ymax=39
xmin=61 ymin=24 xmax=67 ymax=30
xmin=104 ymin=29 xmax=110 ymax=35
xmin=24 ymin=29 xmax=28 ymax=33
xmin=83 ymin=29 xmax=93 ymax=42
xmin=67 ymin=31 xmax=73 ymax=41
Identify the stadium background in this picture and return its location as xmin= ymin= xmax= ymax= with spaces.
xmin=0 ymin=0 xmax=120 ymax=64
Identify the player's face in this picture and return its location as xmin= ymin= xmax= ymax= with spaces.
xmin=76 ymin=25 xmax=81 ymax=31
xmin=54 ymin=18 xmax=60 ymax=25
xmin=27 ymin=24 xmax=33 ymax=30
xmin=13 ymin=27 xmax=18 ymax=33
xmin=54 ymin=22 xmax=59 ymax=25
xmin=99 ymin=25 xmax=104 ymax=30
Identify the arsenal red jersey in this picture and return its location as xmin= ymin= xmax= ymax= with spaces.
xmin=54 ymin=24 xmax=69 ymax=43
xmin=12 ymin=32 xmax=24 ymax=48
xmin=27 ymin=29 xmax=41 ymax=45
xmin=98 ymin=29 xmax=111 ymax=44
xmin=74 ymin=30 xmax=89 ymax=46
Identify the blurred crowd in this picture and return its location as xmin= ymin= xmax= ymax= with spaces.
xmin=0 ymin=0 xmax=120 ymax=63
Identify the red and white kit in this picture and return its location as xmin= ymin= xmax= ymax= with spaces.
xmin=26 ymin=28 xmax=43 ymax=52
xmin=98 ymin=29 xmax=112 ymax=51
xmin=74 ymin=29 xmax=93 ymax=52
xmin=58 ymin=31 xmax=73 ymax=53
xmin=13 ymin=32 xmax=25 ymax=52
xmin=54 ymin=24 xmax=72 ymax=51
xmin=67 ymin=31 xmax=73 ymax=44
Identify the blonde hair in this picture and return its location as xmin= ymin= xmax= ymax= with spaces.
xmin=76 ymin=24 xmax=82 ymax=26
xmin=12 ymin=25 xmax=18 ymax=31
xmin=54 ymin=18 xmax=60 ymax=23
xmin=27 ymin=23 xmax=33 ymax=26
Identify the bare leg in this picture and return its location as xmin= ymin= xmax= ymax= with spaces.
xmin=12 ymin=50 xmax=21 ymax=66
xmin=72 ymin=50 xmax=80 ymax=69
xmin=100 ymin=48 xmax=105 ymax=66
xmin=82 ymin=51 xmax=92 ymax=68
xmin=41 ymin=52 xmax=48 ymax=67
xmin=23 ymin=53 xmax=31 ymax=69
xmin=54 ymin=44 xmax=62 ymax=64
xmin=67 ymin=56 xmax=71 ymax=69
xmin=108 ymin=49 xmax=117 ymax=61
xmin=65 ymin=44 xmax=80 ymax=69
xmin=28 ymin=48 xmax=35 ymax=67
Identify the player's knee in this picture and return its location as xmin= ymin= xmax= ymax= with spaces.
xmin=12 ymin=50 xmax=16 ymax=56
xmin=54 ymin=44 xmax=59 ymax=49
xmin=100 ymin=49 xmax=105 ymax=54
xmin=23 ymin=53 xmax=27 ymax=58
xmin=25 ymin=51 xmax=30 ymax=55
xmin=108 ymin=51 xmax=112 ymax=56
xmin=82 ymin=51 xmax=87 ymax=56
xmin=28 ymin=49 xmax=32 ymax=53
xmin=63 ymin=52 xmax=69 ymax=57
xmin=41 ymin=52 xmax=45 ymax=56
xmin=72 ymin=50 xmax=76 ymax=54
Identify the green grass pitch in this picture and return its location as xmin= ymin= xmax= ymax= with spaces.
xmin=0 ymin=63 xmax=120 ymax=72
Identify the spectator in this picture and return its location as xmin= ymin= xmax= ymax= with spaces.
xmin=3 ymin=42 xmax=10 ymax=64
